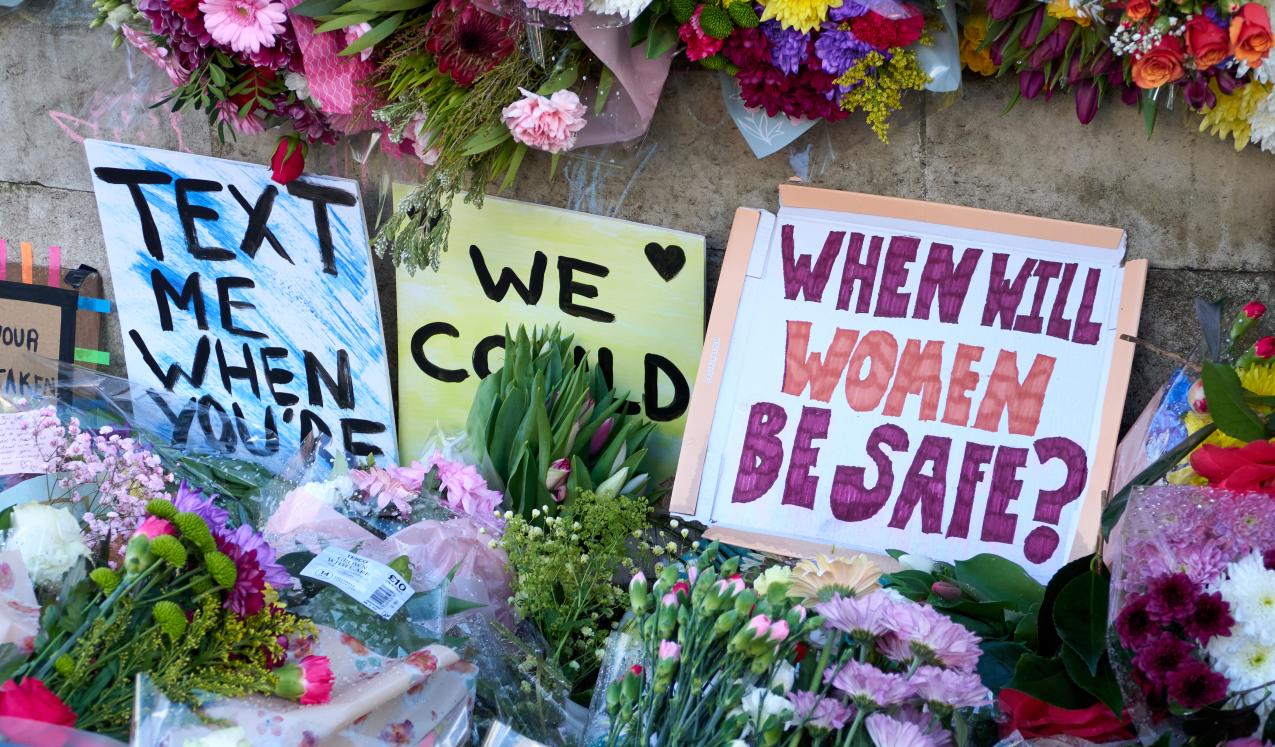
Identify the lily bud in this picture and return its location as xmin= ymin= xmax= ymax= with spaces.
xmin=589 ymin=417 xmax=614 ymax=455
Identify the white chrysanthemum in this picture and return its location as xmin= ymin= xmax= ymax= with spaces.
xmin=586 ymin=0 xmax=651 ymax=21
xmin=1214 ymin=551 xmax=1275 ymax=644
xmin=6 ymin=504 xmax=89 ymax=585
xmin=1249 ymin=90 xmax=1275 ymax=152
xmin=1209 ymin=633 xmax=1275 ymax=691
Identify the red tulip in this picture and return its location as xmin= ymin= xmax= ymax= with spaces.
xmin=269 ymin=136 xmax=307 ymax=186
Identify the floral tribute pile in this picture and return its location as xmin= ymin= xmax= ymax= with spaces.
xmin=88 ymin=0 xmax=1275 ymax=271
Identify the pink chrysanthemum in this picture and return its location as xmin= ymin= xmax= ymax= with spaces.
xmin=816 ymin=592 xmax=895 ymax=639
xmin=865 ymin=713 xmax=941 ymax=747
xmin=826 ymin=660 xmax=914 ymax=708
xmin=880 ymin=602 xmax=982 ymax=672
xmin=911 ymin=666 xmax=991 ymax=709
xmin=198 ymin=0 xmax=287 ymax=55
xmin=788 ymin=691 xmax=854 ymax=731
xmin=523 ymin=0 xmax=584 ymax=16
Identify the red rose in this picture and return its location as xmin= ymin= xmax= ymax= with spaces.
xmin=0 ymin=678 xmax=77 ymax=745
xmin=1132 ymin=35 xmax=1185 ymax=88
xmin=998 ymin=689 xmax=1133 ymax=743
xmin=270 ymin=136 xmax=307 ymax=186
xmin=850 ymin=10 xmax=925 ymax=50
xmin=1185 ymin=15 xmax=1231 ymax=68
xmin=1190 ymin=440 xmax=1275 ymax=494
xmin=1124 ymin=0 xmax=1152 ymax=22
xmin=1230 ymin=2 xmax=1273 ymax=68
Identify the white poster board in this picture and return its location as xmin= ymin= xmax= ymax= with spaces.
xmin=672 ymin=186 xmax=1146 ymax=579
xmin=86 ymin=140 xmax=397 ymax=465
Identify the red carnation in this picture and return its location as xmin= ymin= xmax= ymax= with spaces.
xmin=0 ymin=678 xmax=77 ymax=744
xmin=850 ymin=10 xmax=925 ymax=50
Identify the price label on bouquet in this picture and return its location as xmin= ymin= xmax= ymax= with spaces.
xmin=672 ymin=186 xmax=1147 ymax=579
xmin=300 ymin=547 xmax=413 ymax=619
xmin=85 ymin=140 xmax=397 ymax=467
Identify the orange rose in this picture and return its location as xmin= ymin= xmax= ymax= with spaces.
xmin=1125 ymin=0 xmax=1152 ymax=22
xmin=1230 ymin=2 xmax=1273 ymax=67
xmin=1132 ymin=35 xmax=1186 ymax=88
xmin=1185 ymin=15 xmax=1230 ymax=67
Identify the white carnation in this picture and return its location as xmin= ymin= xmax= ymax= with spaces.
xmin=182 ymin=726 xmax=251 ymax=747
xmin=769 ymin=661 xmax=796 ymax=695
xmin=739 ymin=686 xmax=793 ymax=726
xmin=1213 ymin=550 xmax=1275 ymax=645
xmin=586 ymin=0 xmax=652 ymax=21
xmin=298 ymin=476 xmax=356 ymax=507
xmin=5 ymin=504 xmax=88 ymax=585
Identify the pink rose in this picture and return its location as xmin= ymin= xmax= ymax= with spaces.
xmin=501 ymin=88 xmax=588 ymax=154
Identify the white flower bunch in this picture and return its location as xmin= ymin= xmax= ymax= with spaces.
xmin=1207 ymin=550 xmax=1275 ymax=705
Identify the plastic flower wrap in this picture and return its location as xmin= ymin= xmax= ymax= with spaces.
xmin=1109 ymin=485 xmax=1275 ymax=742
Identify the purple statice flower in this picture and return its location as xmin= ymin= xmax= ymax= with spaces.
xmin=215 ymin=522 xmax=292 ymax=590
xmin=761 ymin=20 xmax=809 ymax=75
xmin=173 ymin=480 xmax=230 ymax=531
xmin=828 ymin=0 xmax=869 ymax=21
xmin=827 ymin=660 xmax=915 ymax=707
xmin=813 ymin=27 xmax=872 ymax=75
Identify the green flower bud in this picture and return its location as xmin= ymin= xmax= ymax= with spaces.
xmin=145 ymin=499 xmax=177 ymax=520
xmin=670 ymin=0 xmax=695 ymax=23
xmin=89 ymin=567 xmax=121 ymax=595
xmin=698 ymin=3 xmax=733 ymax=38
xmin=606 ymin=680 xmax=622 ymax=710
xmin=727 ymin=1 xmax=760 ymax=27
xmin=152 ymin=600 xmax=188 ymax=640
xmin=629 ymin=571 xmax=650 ymax=614
xmin=204 ymin=550 xmax=238 ymax=588
xmin=714 ymin=609 xmax=740 ymax=639
xmin=719 ymin=556 xmax=740 ymax=577
xmin=149 ymin=535 xmax=188 ymax=569
xmin=733 ymin=590 xmax=757 ymax=616
xmin=124 ymin=534 xmax=155 ymax=576
xmin=173 ymin=512 xmax=215 ymax=552
xmin=621 ymin=670 xmax=642 ymax=702
xmin=53 ymin=654 xmax=75 ymax=677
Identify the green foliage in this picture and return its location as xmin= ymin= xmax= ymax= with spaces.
xmin=465 ymin=326 xmax=656 ymax=517
xmin=500 ymin=489 xmax=652 ymax=694
xmin=1201 ymin=360 xmax=1267 ymax=441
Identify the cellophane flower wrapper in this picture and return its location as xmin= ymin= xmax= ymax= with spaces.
xmin=993 ymin=734 xmax=1135 ymax=747
xmin=1107 ymin=484 xmax=1275 ymax=742
xmin=0 ymin=718 xmax=126 ymax=747
xmin=581 ymin=624 xmax=640 ymax=746
xmin=132 ymin=624 xmax=477 ymax=746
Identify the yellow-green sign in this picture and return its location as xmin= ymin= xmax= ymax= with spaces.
xmin=396 ymin=194 xmax=706 ymax=483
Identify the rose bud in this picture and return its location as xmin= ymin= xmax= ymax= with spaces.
xmin=931 ymin=580 xmax=963 ymax=600
xmin=1257 ymin=336 xmax=1275 ymax=359
xmin=1188 ymin=379 xmax=1208 ymax=414
xmin=1245 ymin=300 xmax=1267 ymax=319
xmin=269 ymin=135 xmax=307 ymax=186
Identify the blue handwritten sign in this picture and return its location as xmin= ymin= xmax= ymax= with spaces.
xmin=86 ymin=140 xmax=397 ymax=465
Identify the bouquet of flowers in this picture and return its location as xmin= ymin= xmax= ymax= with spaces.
xmin=601 ymin=544 xmax=990 ymax=746
xmin=1110 ymin=484 xmax=1275 ymax=743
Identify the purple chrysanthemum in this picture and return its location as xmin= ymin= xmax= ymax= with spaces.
xmin=1167 ymin=659 xmax=1229 ymax=709
xmin=273 ymin=96 xmax=341 ymax=144
xmin=761 ymin=20 xmax=809 ymax=75
xmin=827 ymin=0 xmax=868 ymax=21
xmin=173 ymin=481 xmax=230 ymax=531
xmin=813 ymin=27 xmax=872 ymax=75
xmin=1115 ymin=593 xmax=1158 ymax=647
xmin=1184 ymin=591 xmax=1234 ymax=643
xmin=1146 ymin=573 xmax=1202 ymax=624
xmin=1132 ymin=633 xmax=1194 ymax=686
xmin=216 ymin=523 xmax=292 ymax=590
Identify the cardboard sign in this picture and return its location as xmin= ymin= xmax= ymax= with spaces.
xmin=672 ymin=186 xmax=1146 ymax=578
xmin=86 ymin=140 xmax=396 ymax=465
xmin=0 ymin=281 xmax=76 ymax=400
xmin=396 ymin=193 xmax=705 ymax=478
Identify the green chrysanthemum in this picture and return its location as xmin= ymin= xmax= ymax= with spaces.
xmin=149 ymin=535 xmax=188 ymax=568
xmin=173 ymin=512 xmax=215 ymax=552
xmin=145 ymin=499 xmax=177 ymax=520
xmin=89 ymin=567 xmax=121 ymax=594
xmin=727 ymin=2 xmax=760 ymax=27
xmin=670 ymin=0 xmax=695 ymax=23
xmin=204 ymin=551 xmax=238 ymax=588
xmin=698 ymin=4 xmax=733 ymax=38
xmin=699 ymin=54 xmax=728 ymax=70
xmin=53 ymin=654 xmax=75 ymax=677
xmin=192 ymin=577 xmax=215 ymax=594
xmin=152 ymin=601 xmax=188 ymax=640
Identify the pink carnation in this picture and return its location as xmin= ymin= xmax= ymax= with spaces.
xmin=343 ymin=22 xmax=375 ymax=60
xmin=501 ymin=88 xmax=587 ymax=154
xmin=198 ymin=0 xmax=286 ymax=54
xmin=679 ymin=7 xmax=724 ymax=61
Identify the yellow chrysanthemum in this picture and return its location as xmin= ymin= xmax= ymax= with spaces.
xmin=1046 ymin=0 xmax=1090 ymax=26
xmin=1174 ymin=362 xmax=1275 ymax=481
xmin=758 ymin=0 xmax=841 ymax=33
xmin=960 ymin=17 xmax=996 ymax=76
xmin=1199 ymin=81 xmax=1270 ymax=151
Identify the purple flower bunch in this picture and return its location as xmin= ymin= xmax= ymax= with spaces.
xmin=785 ymin=592 xmax=989 ymax=743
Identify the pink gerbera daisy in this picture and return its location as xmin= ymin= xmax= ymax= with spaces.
xmin=198 ymin=0 xmax=287 ymax=54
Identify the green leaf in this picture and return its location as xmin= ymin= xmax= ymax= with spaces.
xmin=338 ymin=12 xmax=402 ymax=56
xmin=489 ymin=386 xmax=528 ymax=478
xmin=882 ymin=569 xmax=934 ymax=600
xmin=1037 ymin=554 xmax=1093 ymax=656
xmin=954 ymin=554 xmax=1045 ymax=611
xmin=315 ymin=12 xmax=377 ymax=32
xmin=1014 ymin=602 xmax=1040 ymax=648
xmin=1006 ymin=653 xmax=1094 ymax=710
xmin=978 ymin=641 xmax=1030 ymax=693
xmin=1054 ymin=570 xmax=1109 ymax=675
xmin=290 ymin=0 xmax=347 ymax=17
xmin=594 ymin=66 xmax=615 ymax=116
xmin=498 ymin=143 xmax=527 ymax=192
xmin=537 ymin=63 xmax=579 ymax=96
xmin=1141 ymin=92 xmax=1158 ymax=138
xmin=444 ymin=596 xmax=487 ymax=615
xmin=332 ymin=0 xmax=428 ymax=11
xmin=1101 ymin=421 xmax=1216 ymax=537
xmin=1201 ymin=360 xmax=1267 ymax=440
xmin=645 ymin=19 xmax=679 ymax=59
xmin=1060 ymin=647 xmax=1123 ymax=716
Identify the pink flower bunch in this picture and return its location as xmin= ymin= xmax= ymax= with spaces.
xmin=500 ymin=88 xmax=588 ymax=154
xmin=817 ymin=592 xmax=983 ymax=673
xmin=349 ymin=462 xmax=428 ymax=519
xmin=25 ymin=407 xmax=173 ymax=560
xmin=424 ymin=451 xmax=504 ymax=530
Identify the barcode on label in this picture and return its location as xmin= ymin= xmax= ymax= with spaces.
xmin=300 ymin=548 xmax=413 ymax=619
xmin=368 ymin=586 xmax=394 ymax=608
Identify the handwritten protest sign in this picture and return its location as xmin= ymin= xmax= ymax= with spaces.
xmin=396 ymin=193 xmax=705 ymax=478
xmin=86 ymin=140 xmax=396 ymax=465
xmin=672 ymin=186 xmax=1146 ymax=578
xmin=0 ymin=282 xmax=76 ymax=400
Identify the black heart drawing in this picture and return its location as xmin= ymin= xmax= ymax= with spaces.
xmin=644 ymin=242 xmax=686 ymax=282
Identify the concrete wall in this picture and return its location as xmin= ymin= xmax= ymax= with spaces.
xmin=2 ymin=3 xmax=1273 ymax=430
